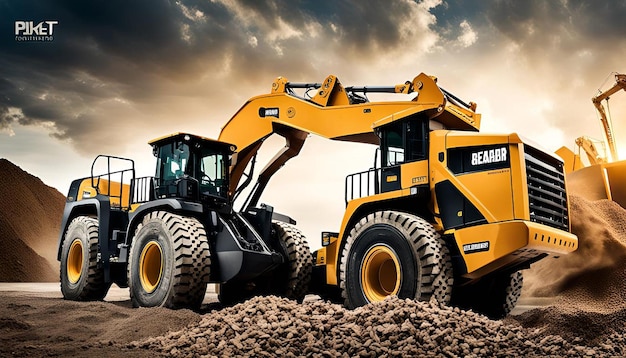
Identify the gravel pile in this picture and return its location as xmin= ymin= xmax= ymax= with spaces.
xmin=127 ymin=195 xmax=626 ymax=357
xmin=130 ymin=295 xmax=623 ymax=357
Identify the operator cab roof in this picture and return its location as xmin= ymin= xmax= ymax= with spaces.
xmin=149 ymin=132 xmax=237 ymax=153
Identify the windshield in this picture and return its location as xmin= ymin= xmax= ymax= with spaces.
xmin=156 ymin=142 xmax=190 ymax=182
xmin=155 ymin=140 xmax=229 ymax=200
xmin=198 ymin=146 xmax=228 ymax=198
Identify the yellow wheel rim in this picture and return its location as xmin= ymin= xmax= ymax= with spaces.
xmin=67 ymin=239 xmax=84 ymax=284
xmin=139 ymin=241 xmax=163 ymax=294
xmin=361 ymin=245 xmax=401 ymax=302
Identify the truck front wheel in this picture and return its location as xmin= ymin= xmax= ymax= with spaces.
xmin=451 ymin=271 xmax=523 ymax=319
xmin=128 ymin=211 xmax=211 ymax=309
xmin=339 ymin=211 xmax=453 ymax=309
xmin=60 ymin=216 xmax=110 ymax=300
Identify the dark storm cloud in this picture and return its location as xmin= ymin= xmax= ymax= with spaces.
xmin=0 ymin=0 xmax=441 ymax=153
xmin=426 ymin=0 xmax=626 ymax=143
xmin=1 ymin=0 xmax=232 ymax=143
xmin=487 ymin=0 xmax=626 ymax=41
xmin=431 ymin=0 xmax=626 ymax=52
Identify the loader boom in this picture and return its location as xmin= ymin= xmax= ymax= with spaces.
xmin=218 ymin=73 xmax=480 ymax=209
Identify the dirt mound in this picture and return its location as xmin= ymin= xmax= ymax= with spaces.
xmin=522 ymin=195 xmax=626 ymax=313
xmin=129 ymin=295 xmax=622 ymax=357
xmin=0 ymin=219 xmax=57 ymax=282
xmin=0 ymin=293 xmax=202 ymax=357
xmin=513 ymin=305 xmax=626 ymax=348
xmin=0 ymin=158 xmax=65 ymax=281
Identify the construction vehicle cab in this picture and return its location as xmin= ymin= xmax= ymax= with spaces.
xmin=57 ymin=132 xmax=312 ymax=309
xmin=151 ymin=133 xmax=231 ymax=202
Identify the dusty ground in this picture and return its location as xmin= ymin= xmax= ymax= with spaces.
xmin=4 ymin=159 xmax=626 ymax=356
xmin=1 ymin=284 xmax=626 ymax=357
xmin=0 ymin=284 xmax=207 ymax=357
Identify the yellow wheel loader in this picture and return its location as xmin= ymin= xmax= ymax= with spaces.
xmin=57 ymin=133 xmax=312 ymax=309
xmin=218 ymin=73 xmax=578 ymax=318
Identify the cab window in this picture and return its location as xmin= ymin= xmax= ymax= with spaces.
xmin=380 ymin=117 xmax=428 ymax=167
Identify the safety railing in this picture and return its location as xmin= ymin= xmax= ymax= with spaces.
xmin=345 ymin=168 xmax=381 ymax=204
xmin=90 ymin=155 xmax=135 ymax=211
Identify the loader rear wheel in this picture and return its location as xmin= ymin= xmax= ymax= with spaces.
xmin=218 ymin=222 xmax=313 ymax=305
xmin=451 ymin=271 xmax=523 ymax=319
xmin=266 ymin=222 xmax=313 ymax=301
xmin=339 ymin=211 xmax=453 ymax=309
xmin=60 ymin=216 xmax=110 ymax=301
xmin=128 ymin=211 xmax=211 ymax=309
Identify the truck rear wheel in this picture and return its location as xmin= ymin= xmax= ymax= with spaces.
xmin=339 ymin=211 xmax=453 ymax=309
xmin=60 ymin=216 xmax=110 ymax=300
xmin=451 ymin=270 xmax=523 ymax=319
xmin=128 ymin=211 xmax=210 ymax=309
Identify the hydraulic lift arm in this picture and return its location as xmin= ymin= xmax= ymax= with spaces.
xmin=218 ymin=73 xmax=481 ymax=210
xmin=591 ymin=73 xmax=626 ymax=162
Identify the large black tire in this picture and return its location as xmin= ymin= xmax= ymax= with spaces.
xmin=60 ymin=216 xmax=110 ymax=300
xmin=218 ymin=222 xmax=313 ymax=305
xmin=339 ymin=211 xmax=453 ymax=309
xmin=128 ymin=211 xmax=211 ymax=309
xmin=266 ymin=222 xmax=313 ymax=301
xmin=451 ymin=271 xmax=523 ymax=319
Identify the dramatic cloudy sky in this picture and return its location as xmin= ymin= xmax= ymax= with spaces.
xmin=2 ymin=0 xmax=626 ymax=246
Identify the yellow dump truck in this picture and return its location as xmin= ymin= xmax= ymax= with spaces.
xmin=218 ymin=73 xmax=578 ymax=318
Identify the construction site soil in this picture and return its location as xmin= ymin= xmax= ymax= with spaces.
xmin=2 ymin=158 xmax=626 ymax=356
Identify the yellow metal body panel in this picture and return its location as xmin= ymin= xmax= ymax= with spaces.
xmin=555 ymin=146 xmax=585 ymax=174
xmin=508 ymin=143 xmax=530 ymax=221
xmin=429 ymin=131 xmax=530 ymax=226
xmin=566 ymin=160 xmax=626 ymax=208
xmin=453 ymin=221 xmax=578 ymax=278
xmin=322 ymin=129 xmax=577 ymax=284
xmin=315 ymin=247 xmax=327 ymax=265
xmin=219 ymin=73 xmax=481 ymax=194
xmin=76 ymin=178 xmax=131 ymax=209
xmin=401 ymin=160 xmax=429 ymax=188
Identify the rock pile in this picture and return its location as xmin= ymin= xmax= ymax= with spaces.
xmin=130 ymin=295 xmax=623 ymax=357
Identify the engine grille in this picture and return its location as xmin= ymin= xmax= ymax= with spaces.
xmin=524 ymin=146 xmax=569 ymax=230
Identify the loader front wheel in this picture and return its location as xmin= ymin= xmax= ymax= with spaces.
xmin=339 ymin=211 xmax=453 ymax=309
xmin=451 ymin=270 xmax=523 ymax=319
xmin=128 ymin=211 xmax=211 ymax=309
xmin=60 ymin=216 xmax=110 ymax=301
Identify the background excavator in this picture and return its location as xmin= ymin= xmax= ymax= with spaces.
xmin=218 ymin=72 xmax=578 ymax=318
xmin=557 ymin=73 xmax=626 ymax=208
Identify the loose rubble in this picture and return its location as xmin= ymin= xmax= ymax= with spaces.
xmin=128 ymin=196 xmax=626 ymax=357
xmin=129 ymin=295 xmax=626 ymax=357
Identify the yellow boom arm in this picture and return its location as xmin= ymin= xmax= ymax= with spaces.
xmin=218 ymin=73 xmax=481 ymax=208
xmin=592 ymin=73 xmax=626 ymax=162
